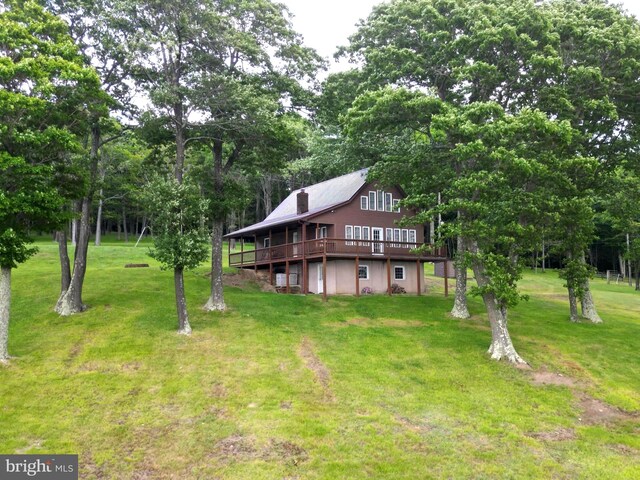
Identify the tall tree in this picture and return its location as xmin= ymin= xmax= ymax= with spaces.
xmin=543 ymin=0 xmax=640 ymax=321
xmin=0 ymin=0 xmax=103 ymax=361
xmin=177 ymin=0 xmax=322 ymax=312
xmin=341 ymin=0 xmax=627 ymax=362
xmin=43 ymin=0 xmax=134 ymax=315
xmin=142 ymin=176 xmax=209 ymax=334
xmin=102 ymin=0 xmax=319 ymax=327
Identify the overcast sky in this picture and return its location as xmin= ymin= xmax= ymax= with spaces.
xmin=281 ymin=0 xmax=640 ymax=74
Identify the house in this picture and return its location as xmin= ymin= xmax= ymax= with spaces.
xmin=224 ymin=168 xmax=449 ymax=298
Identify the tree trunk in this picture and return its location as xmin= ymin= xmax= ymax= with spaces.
xmin=204 ymin=140 xmax=226 ymax=312
xmin=174 ymin=267 xmax=192 ymax=335
xmin=71 ymin=216 xmax=78 ymax=246
xmin=56 ymin=231 xmax=71 ymax=296
xmin=568 ymin=287 xmax=580 ymax=322
xmin=578 ymin=254 xmax=602 ymax=324
xmin=204 ymin=220 xmax=226 ymax=312
xmin=174 ymin=102 xmax=185 ymax=184
xmin=260 ymin=174 xmax=274 ymax=217
xmin=172 ymin=96 xmax=192 ymax=333
xmin=122 ymin=203 xmax=128 ymax=243
xmin=466 ymin=239 xmax=526 ymax=364
xmin=580 ymin=280 xmax=603 ymax=323
xmin=55 ymin=124 xmax=100 ymax=316
xmin=627 ymin=233 xmax=632 ymax=286
xmin=450 ymin=234 xmax=471 ymax=319
xmin=55 ymin=197 xmax=91 ymax=315
xmin=0 ymin=266 xmax=11 ymax=363
xmin=95 ymin=189 xmax=103 ymax=246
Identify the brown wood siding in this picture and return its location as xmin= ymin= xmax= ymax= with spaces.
xmin=309 ymin=182 xmax=424 ymax=243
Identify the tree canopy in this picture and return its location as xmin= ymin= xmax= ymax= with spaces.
xmin=339 ymin=0 xmax=640 ymax=362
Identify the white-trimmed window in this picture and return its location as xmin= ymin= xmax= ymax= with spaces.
xmin=358 ymin=265 xmax=369 ymax=279
xmin=385 ymin=193 xmax=393 ymax=212
xmin=385 ymin=228 xmax=393 ymax=245
xmin=345 ymin=225 xmax=353 ymax=245
xmin=377 ymin=190 xmax=384 ymax=211
xmin=263 ymin=237 xmax=270 ymax=248
xmin=369 ymin=191 xmax=376 ymax=211
xmin=393 ymin=199 xmax=401 ymax=213
xmin=362 ymin=226 xmax=370 ymax=242
xmin=408 ymin=229 xmax=416 ymax=245
xmin=360 ymin=195 xmax=368 ymax=210
xmin=354 ymin=226 xmax=361 ymax=243
xmin=394 ymin=266 xmax=405 ymax=280
xmin=402 ymin=229 xmax=409 ymax=247
xmin=319 ymin=226 xmax=328 ymax=239
xmin=393 ymin=228 xmax=400 ymax=248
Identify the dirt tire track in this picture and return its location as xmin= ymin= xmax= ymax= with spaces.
xmin=298 ymin=337 xmax=335 ymax=402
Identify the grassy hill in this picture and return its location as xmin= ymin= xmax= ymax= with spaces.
xmin=1 ymin=239 xmax=638 ymax=479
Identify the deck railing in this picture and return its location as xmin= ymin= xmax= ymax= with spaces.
xmin=229 ymin=238 xmax=447 ymax=267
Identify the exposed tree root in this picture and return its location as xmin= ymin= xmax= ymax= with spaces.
xmin=203 ymin=298 xmax=226 ymax=312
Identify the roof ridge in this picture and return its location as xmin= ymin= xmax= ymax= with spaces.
xmin=292 ymin=167 xmax=369 ymax=193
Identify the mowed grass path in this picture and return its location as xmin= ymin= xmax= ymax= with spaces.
xmin=1 ymin=239 xmax=639 ymax=479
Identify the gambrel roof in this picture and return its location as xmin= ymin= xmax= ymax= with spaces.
xmin=226 ymin=168 xmax=369 ymax=237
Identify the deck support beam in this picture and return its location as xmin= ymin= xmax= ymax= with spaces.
xmin=355 ymin=256 xmax=360 ymax=297
xmin=387 ymin=257 xmax=392 ymax=296
xmin=417 ymin=260 xmax=421 ymax=296
xmin=302 ymin=223 xmax=307 ymax=294
xmin=285 ymin=260 xmax=290 ymax=294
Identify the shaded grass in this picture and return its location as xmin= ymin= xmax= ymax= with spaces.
xmin=0 ymin=242 xmax=638 ymax=479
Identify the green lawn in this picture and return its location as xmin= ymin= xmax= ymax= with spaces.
xmin=1 ymin=239 xmax=639 ymax=479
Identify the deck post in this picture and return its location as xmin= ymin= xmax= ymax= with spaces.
xmin=416 ymin=260 xmax=421 ymax=296
xmin=302 ymin=223 xmax=307 ymax=294
xmin=303 ymin=259 xmax=308 ymax=294
xmin=240 ymin=238 xmax=244 ymax=265
xmin=269 ymin=262 xmax=273 ymax=285
xmin=387 ymin=257 xmax=392 ymax=296
xmin=444 ymin=260 xmax=449 ymax=297
xmin=355 ymin=256 xmax=360 ymax=297
xmin=228 ymin=236 xmax=231 ymax=267
xmin=254 ymin=235 xmax=257 ymax=272
xmin=286 ymin=260 xmax=290 ymax=294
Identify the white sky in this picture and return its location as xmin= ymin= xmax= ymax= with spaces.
xmin=281 ymin=0 xmax=640 ymax=74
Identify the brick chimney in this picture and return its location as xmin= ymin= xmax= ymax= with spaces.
xmin=297 ymin=189 xmax=309 ymax=214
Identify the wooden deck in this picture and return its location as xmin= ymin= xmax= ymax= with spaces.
xmin=229 ymin=238 xmax=447 ymax=267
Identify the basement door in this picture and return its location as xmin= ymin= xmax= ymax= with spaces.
xmin=317 ymin=263 xmax=324 ymax=294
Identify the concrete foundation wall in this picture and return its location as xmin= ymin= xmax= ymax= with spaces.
xmin=307 ymin=260 xmax=425 ymax=295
